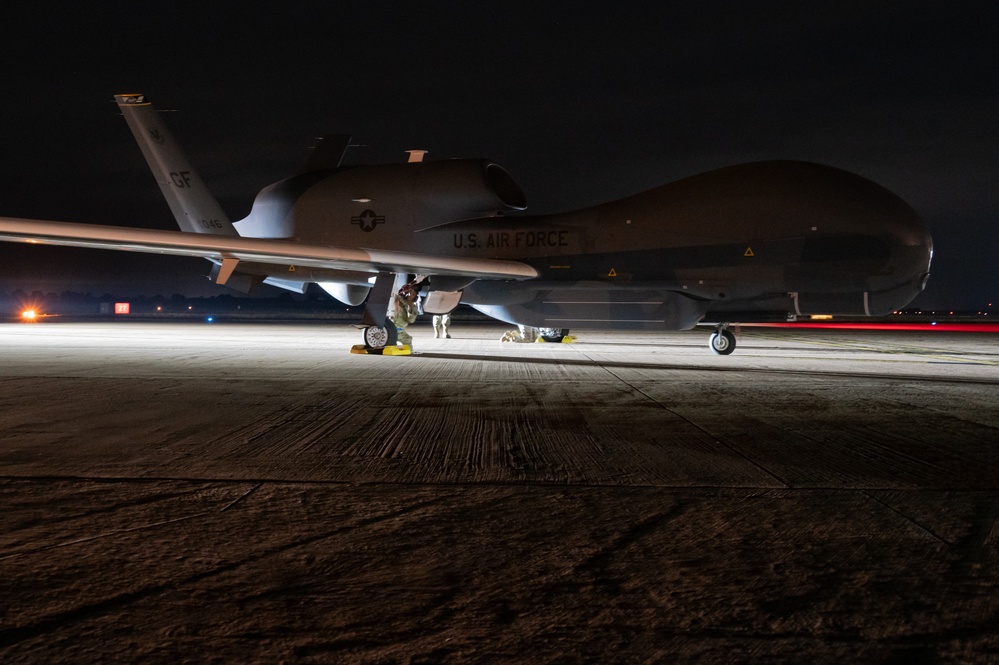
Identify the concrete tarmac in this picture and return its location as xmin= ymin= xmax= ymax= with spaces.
xmin=0 ymin=321 xmax=997 ymax=663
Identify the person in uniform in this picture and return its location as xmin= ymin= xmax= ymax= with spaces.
xmin=433 ymin=313 xmax=451 ymax=339
xmin=390 ymin=286 xmax=420 ymax=347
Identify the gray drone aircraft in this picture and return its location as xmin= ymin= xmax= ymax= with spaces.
xmin=0 ymin=93 xmax=933 ymax=354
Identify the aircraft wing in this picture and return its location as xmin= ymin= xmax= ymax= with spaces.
xmin=0 ymin=217 xmax=539 ymax=280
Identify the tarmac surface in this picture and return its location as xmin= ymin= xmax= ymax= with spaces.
xmin=0 ymin=321 xmax=997 ymax=663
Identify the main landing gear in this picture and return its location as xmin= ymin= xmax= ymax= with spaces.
xmin=351 ymin=273 xmax=409 ymax=355
xmin=362 ymin=323 xmax=397 ymax=350
xmin=538 ymin=327 xmax=570 ymax=343
xmin=351 ymin=320 xmax=408 ymax=355
xmin=709 ymin=325 xmax=736 ymax=355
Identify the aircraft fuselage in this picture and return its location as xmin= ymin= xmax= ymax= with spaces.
xmin=243 ymin=159 xmax=932 ymax=330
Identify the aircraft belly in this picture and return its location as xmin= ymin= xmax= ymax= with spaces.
xmin=466 ymin=287 xmax=706 ymax=331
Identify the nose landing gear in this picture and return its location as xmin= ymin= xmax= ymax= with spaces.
xmin=709 ymin=325 xmax=736 ymax=355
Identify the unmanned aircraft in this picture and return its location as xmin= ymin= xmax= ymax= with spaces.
xmin=0 ymin=93 xmax=933 ymax=354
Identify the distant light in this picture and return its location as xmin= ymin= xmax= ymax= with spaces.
xmin=931 ymin=321 xmax=937 ymax=325
xmin=188 ymin=306 xmax=193 ymax=310
xmin=156 ymin=306 xmax=163 ymax=312
xmin=21 ymin=309 xmax=37 ymax=322
xmin=206 ymin=316 xmax=214 ymax=323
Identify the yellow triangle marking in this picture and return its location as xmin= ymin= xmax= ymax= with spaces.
xmin=288 ymin=265 xmax=297 ymax=272
xmin=744 ymin=247 xmax=755 ymax=257
xmin=608 ymin=268 xmax=617 ymax=277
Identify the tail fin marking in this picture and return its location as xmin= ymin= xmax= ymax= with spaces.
xmin=114 ymin=93 xmax=238 ymax=236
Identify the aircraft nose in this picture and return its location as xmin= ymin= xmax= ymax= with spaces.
xmin=858 ymin=188 xmax=934 ymax=313
xmin=880 ymin=194 xmax=933 ymax=299
xmin=893 ymin=204 xmax=933 ymax=252
xmin=894 ymin=203 xmax=933 ymax=277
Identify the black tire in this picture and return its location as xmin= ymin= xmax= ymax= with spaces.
xmin=709 ymin=329 xmax=736 ymax=355
xmin=363 ymin=324 xmax=397 ymax=349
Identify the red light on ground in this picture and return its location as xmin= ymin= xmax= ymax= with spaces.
xmin=114 ymin=302 xmax=131 ymax=314
xmin=750 ymin=322 xmax=999 ymax=333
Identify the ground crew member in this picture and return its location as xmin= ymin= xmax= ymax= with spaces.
xmin=433 ymin=313 xmax=451 ymax=339
xmin=390 ymin=286 xmax=419 ymax=347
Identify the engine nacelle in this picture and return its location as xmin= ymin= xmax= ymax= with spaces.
xmin=235 ymin=159 xmax=527 ymax=241
xmin=319 ymin=282 xmax=370 ymax=306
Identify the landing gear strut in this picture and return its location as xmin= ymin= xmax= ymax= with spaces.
xmin=709 ymin=325 xmax=736 ymax=355
xmin=357 ymin=273 xmax=403 ymax=350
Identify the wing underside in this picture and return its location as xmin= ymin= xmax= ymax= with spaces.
xmin=0 ymin=217 xmax=538 ymax=280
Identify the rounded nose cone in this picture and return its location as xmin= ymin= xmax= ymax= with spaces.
xmin=803 ymin=161 xmax=933 ymax=287
xmin=879 ymin=185 xmax=933 ymax=286
xmin=887 ymin=195 xmax=933 ymax=257
xmin=781 ymin=161 xmax=933 ymax=300
xmin=852 ymin=172 xmax=933 ymax=304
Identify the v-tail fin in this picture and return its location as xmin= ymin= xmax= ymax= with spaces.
xmin=114 ymin=94 xmax=237 ymax=236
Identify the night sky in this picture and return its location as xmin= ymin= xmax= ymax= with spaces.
xmin=1 ymin=2 xmax=996 ymax=309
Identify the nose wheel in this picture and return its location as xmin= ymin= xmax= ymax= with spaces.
xmin=709 ymin=326 xmax=736 ymax=355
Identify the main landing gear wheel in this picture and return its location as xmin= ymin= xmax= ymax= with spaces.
xmin=363 ymin=324 xmax=397 ymax=349
xmin=709 ymin=328 xmax=736 ymax=355
xmin=539 ymin=327 xmax=569 ymax=343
